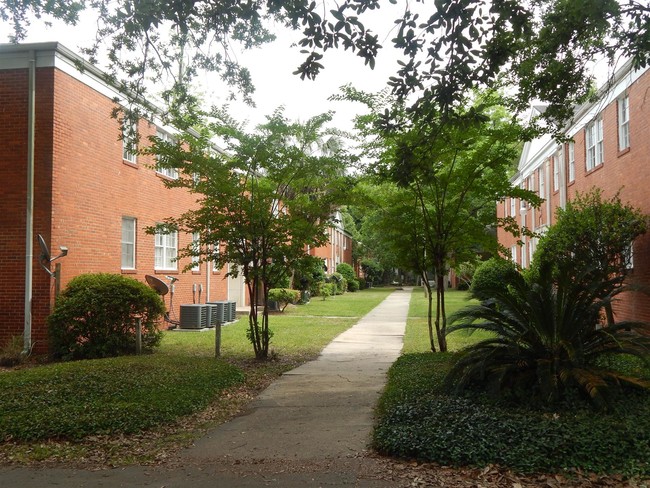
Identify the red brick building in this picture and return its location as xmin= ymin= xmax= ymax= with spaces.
xmin=307 ymin=211 xmax=354 ymax=274
xmin=1 ymin=42 xmax=359 ymax=354
xmin=0 ymin=42 xmax=240 ymax=353
xmin=497 ymin=61 xmax=650 ymax=322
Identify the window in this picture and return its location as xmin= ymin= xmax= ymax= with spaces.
xmin=510 ymin=246 xmax=517 ymax=264
xmin=568 ymin=141 xmax=575 ymax=182
xmin=510 ymin=197 xmax=516 ymax=217
xmin=122 ymin=118 xmax=138 ymax=163
xmin=156 ymin=130 xmax=178 ymax=179
xmin=121 ymin=217 xmax=136 ymax=269
xmin=154 ymin=230 xmax=177 ymax=270
xmin=521 ymin=243 xmax=527 ymax=268
xmin=539 ymin=166 xmax=545 ymax=197
xmin=553 ymin=151 xmax=560 ymax=192
xmin=618 ymin=95 xmax=630 ymax=151
xmin=586 ymin=117 xmax=603 ymax=170
xmin=191 ymin=232 xmax=200 ymax=272
xmin=213 ymin=242 xmax=221 ymax=272
xmin=624 ymin=242 xmax=634 ymax=270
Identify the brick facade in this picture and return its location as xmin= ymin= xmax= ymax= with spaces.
xmin=0 ymin=42 xmax=357 ymax=353
xmin=0 ymin=43 xmax=232 ymax=353
xmin=497 ymin=62 xmax=650 ymax=323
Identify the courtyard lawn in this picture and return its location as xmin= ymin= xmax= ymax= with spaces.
xmin=374 ymin=287 xmax=650 ymax=478
xmin=0 ymin=287 xmax=393 ymax=465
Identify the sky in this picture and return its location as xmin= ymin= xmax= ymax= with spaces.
xmin=1 ymin=6 xmax=409 ymax=132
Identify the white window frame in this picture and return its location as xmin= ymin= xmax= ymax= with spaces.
xmin=156 ymin=129 xmax=178 ymax=179
xmin=191 ymin=232 xmax=200 ymax=272
xmin=510 ymin=246 xmax=517 ymax=264
xmin=539 ymin=166 xmax=545 ymax=198
xmin=553 ymin=152 xmax=560 ymax=192
xmin=154 ymin=230 xmax=178 ymax=270
xmin=568 ymin=141 xmax=575 ymax=182
xmin=618 ymin=95 xmax=630 ymax=151
xmin=213 ymin=243 xmax=221 ymax=272
xmin=510 ymin=197 xmax=516 ymax=218
xmin=122 ymin=118 xmax=138 ymax=163
xmin=121 ymin=217 xmax=136 ymax=270
xmin=586 ymin=117 xmax=603 ymax=171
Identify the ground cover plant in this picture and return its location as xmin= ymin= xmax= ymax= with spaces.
xmin=0 ymin=288 xmax=390 ymax=465
xmin=374 ymin=287 xmax=650 ymax=478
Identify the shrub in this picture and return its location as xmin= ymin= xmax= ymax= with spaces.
xmin=447 ymin=262 xmax=650 ymax=409
xmin=348 ymin=279 xmax=360 ymax=292
xmin=330 ymin=272 xmax=346 ymax=294
xmin=48 ymin=273 xmax=165 ymax=360
xmin=469 ymin=257 xmax=519 ymax=301
xmin=268 ymin=288 xmax=300 ymax=312
xmin=336 ymin=263 xmax=356 ymax=288
xmin=0 ymin=336 xmax=26 ymax=367
xmin=318 ymin=282 xmax=336 ymax=300
xmin=374 ymin=353 xmax=650 ymax=477
xmin=293 ymin=255 xmax=326 ymax=296
xmin=361 ymin=258 xmax=383 ymax=286
xmin=357 ymin=277 xmax=367 ymax=290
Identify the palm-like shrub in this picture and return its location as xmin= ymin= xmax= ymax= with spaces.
xmin=445 ymin=264 xmax=650 ymax=409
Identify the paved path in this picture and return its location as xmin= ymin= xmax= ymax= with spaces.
xmin=0 ymin=288 xmax=411 ymax=487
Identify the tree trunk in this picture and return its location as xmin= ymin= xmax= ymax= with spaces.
xmin=422 ymin=272 xmax=436 ymax=352
xmin=435 ymin=273 xmax=447 ymax=352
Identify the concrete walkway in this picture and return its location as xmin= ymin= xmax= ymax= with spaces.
xmin=0 ymin=288 xmax=411 ymax=487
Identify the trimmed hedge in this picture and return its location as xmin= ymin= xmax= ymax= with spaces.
xmin=374 ymin=353 xmax=650 ymax=477
xmin=268 ymin=288 xmax=301 ymax=312
xmin=48 ymin=273 xmax=164 ymax=360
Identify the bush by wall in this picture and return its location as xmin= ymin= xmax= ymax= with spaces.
xmin=470 ymin=257 xmax=519 ymax=300
xmin=268 ymin=288 xmax=301 ymax=312
xmin=48 ymin=273 xmax=164 ymax=360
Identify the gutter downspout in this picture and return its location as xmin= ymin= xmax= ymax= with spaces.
xmin=23 ymin=50 xmax=36 ymax=355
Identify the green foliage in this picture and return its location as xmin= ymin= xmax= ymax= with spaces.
xmin=470 ymin=257 xmax=519 ymax=301
xmin=0 ymin=335 xmax=26 ymax=367
xmin=329 ymin=272 xmax=346 ymax=294
xmin=293 ymin=255 xmax=326 ymax=296
xmin=374 ymin=353 xmax=650 ymax=476
xmin=360 ymin=258 xmax=383 ymax=286
xmin=446 ymin=263 xmax=650 ymax=410
xmin=148 ymin=109 xmax=353 ymax=359
xmin=268 ymin=288 xmax=300 ymax=312
xmin=532 ymin=189 xmax=647 ymax=290
xmin=0 ymin=356 xmax=243 ymax=441
xmin=348 ymin=279 xmax=360 ymax=292
xmin=48 ymin=274 xmax=164 ymax=361
xmin=336 ymin=262 xmax=356 ymax=285
xmin=318 ymin=282 xmax=336 ymax=300
xmin=357 ymin=277 xmax=367 ymax=290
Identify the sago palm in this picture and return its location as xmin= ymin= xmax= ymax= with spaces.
xmin=445 ymin=263 xmax=650 ymax=409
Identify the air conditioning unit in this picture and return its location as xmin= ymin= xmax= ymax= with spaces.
xmin=227 ymin=301 xmax=237 ymax=322
xmin=179 ymin=304 xmax=208 ymax=329
xmin=206 ymin=301 xmax=227 ymax=327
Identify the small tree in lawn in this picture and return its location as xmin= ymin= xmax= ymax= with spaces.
xmin=343 ymin=88 xmax=540 ymax=352
xmin=148 ymin=108 xmax=353 ymax=359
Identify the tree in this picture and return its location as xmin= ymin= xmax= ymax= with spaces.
xmin=532 ymin=188 xmax=648 ymax=325
xmin=3 ymin=0 xmax=648 ymax=130
xmin=148 ymin=109 xmax=353 ymax=359
xmin=357 ymin=90 xmax=539 ymax=352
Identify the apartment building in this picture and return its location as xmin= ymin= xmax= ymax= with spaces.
xmin=497 ymin=61 xmax=650 ymax=322
xmin=0 ymin=42 xmax=238 ymax=353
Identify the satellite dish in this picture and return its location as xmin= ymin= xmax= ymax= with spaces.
xmin=37 ymin=234 xmax=50 ymax=262
xmin=145 ymin=275 xmax=169 ymax=296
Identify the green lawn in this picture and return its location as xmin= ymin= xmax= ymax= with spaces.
xmin=0 ymin=287 xmax=394 ymax=465
xmin=403 ymin=288 xmax=489 ymax=353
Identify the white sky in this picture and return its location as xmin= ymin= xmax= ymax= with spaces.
xmin=1 ymin=6 xmax=408 ymax=132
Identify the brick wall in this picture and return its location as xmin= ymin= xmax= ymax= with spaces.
xmin=0 ymin=64 xmax=231 ymax=354
xmin=497 ymin=67 xmax=650 ymax=323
